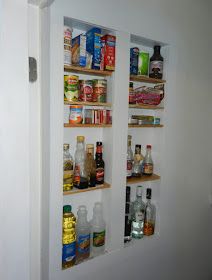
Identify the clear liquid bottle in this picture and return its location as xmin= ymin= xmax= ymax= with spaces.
xmin=132 ymin=144 xmax=143 ymax=177
xmin=142 ymin=145 xmax=154 ymax=176
xmin=149 ymin=45 xmax=164 ymax=79
xmin=76 ymin=205 xmax=91 ymax=264
xmin=144 ymin=188 xmax=156 ymax=236
xmin=85 ymin=144 xmax=96 ymax=187
xmin=62 ymin=205 xmax=76 ymax=269
xmin=91 ymin=202 xmax=106 ymax=257
xmin=126 ymin=135 xmax=133 ymax=178
xmin=131 ymin=186 xmax=145 ymax=239
xmin=63 ymin=144 xmax=74 ymax=192
xmin=74 ymin=136 xmax=88 ymax=189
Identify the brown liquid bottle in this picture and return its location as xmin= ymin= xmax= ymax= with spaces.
xmin=95 ymin=142 xmax=105 ymax=185
xmin=149 ymin=45 xmax=163 ymax=79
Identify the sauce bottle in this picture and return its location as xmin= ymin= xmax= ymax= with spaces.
xmin=95 ymin=142 xmax=105 ymax=185
xmin=142 ymin=145 xmax=154 ymax=175
xmin=149 ymin=45 xmax=163 ymax=79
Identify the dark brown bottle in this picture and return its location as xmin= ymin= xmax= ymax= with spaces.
xmin=95 ymin=142 xmax=105 ymax=185
xmin=149 ymin=45 xmax=163 ymax=79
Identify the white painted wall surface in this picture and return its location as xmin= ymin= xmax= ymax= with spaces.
xmin=0 ymin=1 xmax=30 ymax=280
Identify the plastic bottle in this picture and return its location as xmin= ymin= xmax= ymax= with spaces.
xmin=76 ymin=205 xmax=91 ymax=264
xmin=91 ymin=202 xmax=106 ymax=257
xmin=142 ymin=145 xmax=154 ymax=175
xmin=85 ymin=144 xmax=96 ymax=187
xmin=63 ymin=144 xmax=74 ymax=192
xmin=62 ymin=205 xmax=76 ymax=269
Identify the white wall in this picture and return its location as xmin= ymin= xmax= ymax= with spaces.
xmin=0 ymin=1 xmax=30 ymax=280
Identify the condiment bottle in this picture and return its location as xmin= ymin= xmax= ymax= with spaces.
xmin=95 ymin=142 xmax=105 ymax=185
xmin=142 ymin=145 xmax=154 ymax=175
xmin=63 ymin=144 xmax=74 ymax=192
xmin=85 ymin=144 xmax=96 ymax=187
xmin=132 ymin=144 xmax=143 ymax=177
xmin=149 ymin=45 xmax=164 ymax=79
xmin=126 ymin=135 xmax=133 ymax=178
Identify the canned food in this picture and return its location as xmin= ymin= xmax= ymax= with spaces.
xmin=79 ymin=80 xmax=93 ymax=102
xmin=64 ymin=26 xmax=72 ymax=66
xmin=93 ymin=79 xmax=107 ymax=103
xmin=69 ymin=105 xmax=83 ymax=124
xmin=64 ymin=75 xmax=79 ymax=102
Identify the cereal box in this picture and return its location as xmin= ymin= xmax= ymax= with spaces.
xmin=72 ymin=34 xmax=86 ymax=67
xmin=138 ymin=52 xmax=149 ymax=76
xmin=101 ymin=34 xmax=116 ymax=71
xmin=86 ymin=27 xmax=102 ymax=70
xmin=130 ymin=47 xmax=139 ymax=75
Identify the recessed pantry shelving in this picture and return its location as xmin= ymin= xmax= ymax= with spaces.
xmin=130 ymin=74 xmax=166 ymax=84
xmin=128 ymin=124 xmax=163 ymax=128
xmin=64 ymin=124 xmax=112 ymax=128
xmin=64 ymin=65 xmax=113 ymax=76
xmin=64 ymin=101 xmax=112 ymax=107
xmin=129 ymin=104 xmax=164 ymax=110
xmin=127 ymin=174 xmax=160 ymax=184
xmin=63 ymin=182 xmax=111 ymax=195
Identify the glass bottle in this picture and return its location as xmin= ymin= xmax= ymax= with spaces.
xmin=124 ymin=186 xmax=132 ymax=243
xmin=76 ymin=205 xmax=91 ymax=264
xmin=62 ymin=205 xmax=76 ymax=269
xmin=95 ymin=142 xmax=105 ymax=185
xmin=90 ymin=202 xmax=106 ymax=257
xmin=63 ymin=144 xmax=74 ymax=192
xmin=144 ymin=188 xmax=156 ymax=236
xmin=132 ymin=144 xmax=143 ymax=177
xmin=85 ymin=144 xmax=96 ymax=187
xmin=149 ymin=45 xmax=164 ymax=79
xmin=142 ymin=145 xmax=154 ymax=176
xmin=74 ymin=136 xmax=88 ymax=189
xmin=126 ymin=135 xmax=133 ymax=178
xmin=131 ymin=186 xmax=145 ymax=239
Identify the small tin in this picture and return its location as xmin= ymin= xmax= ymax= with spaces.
xmin=93 ymin=79 xmax=107 ymax=102
xmin=69 ymin=105 xmax=83 ymax=124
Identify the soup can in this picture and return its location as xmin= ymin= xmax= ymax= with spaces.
xmin=64 ymin=75 xmax=79 ymax=102
xmin=69 ymin=105 xmax=83 ymax=124
xmin=93 ymin=79 xmax=107 ymax=102
xmin=79 ymin=80 xmax=93 ymax=102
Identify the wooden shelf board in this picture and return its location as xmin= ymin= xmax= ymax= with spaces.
xmin=64 ymin=123 xmax=112 ymax=128
xmin=127 ymin=174 xmax=161 ymax=184
xmin=64 ymin=101 xmax=112 ymax=107
xmin=129 ymin=104 xmax=164 ymax=110
xmin=128 ymin=124 xmax=163 ymax=128
xmin=63 ymin=182 xmax=111 ymax=195
xmin=130 ymin=75 xmax=166 ymax=84
xmin=64 ymin=65 xmax=113 ymax=76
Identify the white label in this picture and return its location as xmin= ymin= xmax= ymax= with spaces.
xmin=150 ymin=60 xmax=163 ymax=74
xmin=136 ymin=211 xmax=144 ymax=222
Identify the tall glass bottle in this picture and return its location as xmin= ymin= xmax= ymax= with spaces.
xmin=149 ymin=45 xmax=164 ymax=79
xmin=131 ymin=186 xmax=145 ymax=239
xmin=132 ymin=144 xmax=143 ymax=177
xmin=142 ymin=145 xmax=154 ymax=176
xmin=63 ymin=144 xmax=74 ymax=192
xmin=144 ymin=188 xmax=156 ymax=236
xmin=85 ymin=144 xmax=96 ymax=187
xmin=124 ymin=186 xmax=132 ymax=243
xmin=126 ymin=135 xmax=133 ymax=178
xmin=74 ymin=136 xmax=88 ymax=189
xmin=95 ymin=142 xmax=105 ymax=185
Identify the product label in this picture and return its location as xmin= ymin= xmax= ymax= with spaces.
xmin=63 ymin=169 xmax=73 ymax=190
xmin=77 ymin=234 xmax=90 ymax=254
xmin=127 ymin=160 xmax=133 ymax=177
xmin=74 ymin=165 xmax=80 ymax=186
xmin=96 ymin=167 xmax=104 ymax=182
xmin=135 ymin=211 xmax=144 ymax=222
xmin=143 ymin=163 xmax=153 ymax=175
xmin=62 ymin=242 xmax=76 ymax=262
xmin=93 ymin=231 xmax=105 ymax=247
xmin=149 ymin=61 xmax=163 ymax=75
xmin=144 ymin=221 xmax=155 ymax=236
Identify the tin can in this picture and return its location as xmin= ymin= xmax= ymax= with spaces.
xmin=79 ymin=80 xmax=93 ymax=102
xmin=93 ymin=79 xmax=107 ymax=103
xmin=64 ymin=75 xmax=79 ymax=102
xmin=69 ymin=105 xmax=83 ymax=124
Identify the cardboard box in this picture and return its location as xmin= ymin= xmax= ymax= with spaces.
xmin=72 ymin=34 xmax=86 ymax=67
xmin=101 ymin=34 xmax=116 ymax=71
xmin=86 ymin=27 xmax=102 ymax=70
xmin=138 ymin=52 xmax=149 ymax=76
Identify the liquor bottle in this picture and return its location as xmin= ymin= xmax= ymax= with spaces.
xmin=142 ymin=145 xmax=154 ymax=176
xmin=131 ymin=186 xmax=145 ymax=239
xmin=85 ymin=144 xmax=96 ymax=187
xmin=95 ymin=142 xmax=105 ymax=185
xmin=74 ymin=136 xmax=88 ymax=189
xmin=90 ymin=202 xmax=106 ymax=257
xmin=63 ymin=144 xmax=74 ymax=192
xmin=132 ymin=144 xmax=143 ymax=177
xmin=126 ymin=135 xmax=133 ymax=178
xmin=149 ymin=45 xmax=164 ymax=79
xmin=144 ymin=188 xmax=156 ymax=236
xmin=62 ymin=205 xmax=76 ymax=269
xmin=76 ymin=205 xmax=91 ymax=264
xmin=124 ymin=186 xmax=132 ymax=243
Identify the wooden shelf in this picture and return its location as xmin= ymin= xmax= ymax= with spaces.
xmin=63 ymin=182 xmax=111 ymax=195
xmin=128 ymin=124 xmax=163 ymax=128
xmin=64 ymin=65 xmax=113 ymax=76
xmin=130 ymin=75 xmax=166 ymax=84
xmin=64 ymin=101 xmax=112 ymax=107
xmin=129 ymin=104 xmax=164 ymax=110
xmin=127 ymin=174 xmax=160 ymax=184
xmin=64 ymin=123 xmax=112 ymax=128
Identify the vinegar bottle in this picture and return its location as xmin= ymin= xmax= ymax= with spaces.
xmin=149 ymin=45 xmax=164 ymax=79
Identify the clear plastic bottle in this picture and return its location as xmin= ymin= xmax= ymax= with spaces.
xmin=144 ymin=188 xmax=156 ymax=236
xmin=76 ymin=205 xmax=91 ymax=264
xmin=85 ymin=144 xmax=96 ymax=187
xmin=74 ymin=136 xmax=88 ymax=189
xmin=126 ymin=135 xmax=133 ymax=178
xmin=131 ymin=186 xmax=145 ymax=239
xmin=63 ymin=144 xmax=74 ymax=192
xmin=142 ymin=145 xmax=154 ymax=175
xmin=90 ymin=202 xmax=106 ymax=257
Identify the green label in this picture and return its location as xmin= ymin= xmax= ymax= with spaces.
xmin=93 ymin=230 xmax=105 ymax=247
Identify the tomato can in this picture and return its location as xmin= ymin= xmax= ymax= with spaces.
xmin=69 ymin=105 xmax=83 ymax=124
xmin=93 ymin=79 xmax=107 ymax=102
xmin=79 ymin=80 xmax=93 ymax=102
xmin=64 ymin=75 xmax=79 ymax=102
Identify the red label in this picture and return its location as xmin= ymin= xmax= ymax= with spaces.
xmin=96 ymin=167 xmax=104 ymax=182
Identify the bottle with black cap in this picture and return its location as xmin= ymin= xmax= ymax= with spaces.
xmin=95 ymin=142 xmax=105 ymax=185
xmin=144 ymin=188 xmax=156 ymax=236
xmin=149 ymin=45 xmax=164 ymax=79
xmin=124 ymin=186 xmax=132 ymax=243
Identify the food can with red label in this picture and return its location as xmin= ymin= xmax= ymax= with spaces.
xmin=93 ymin=79 xmax=107 ymax=103
xmin=79 ymin=80 xmax=93 ymax=102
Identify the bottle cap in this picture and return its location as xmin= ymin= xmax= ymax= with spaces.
xmin=63 ymin=205 xmax=72 ymax=213
xmin=93 ymin=202 xmax=103 ymax=212
xmin=78 ymin=205 xmax=87 ymax=214
xmin=77 ymin=136 xmax=85 ymax=142
xmin=135 ymin=144 xmax=141 ymax=149
xmin=146 ymin=188 xmax=152 ymax=199
xmin=147 ymin=145 xmax=151 ymax=149
xmin=154 ymin=45 xmax=161 ymax=50
xmin=63 ymin=143 xmax=69 ymax=150
xmin=136 ymin=186 xmax=143 ymax=197
xmin=96 ymin=141 xmax=102 ymax=146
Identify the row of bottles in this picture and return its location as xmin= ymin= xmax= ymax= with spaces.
xmin=62 ymin=202 xmax=106 ymax=269
xmin=63 ymin=136 xmax=105 ymax=191
xmin=127 ymin=135 xmax=154 ymax=178
xmin=124 ymin=186 xmax=156 ymax=242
